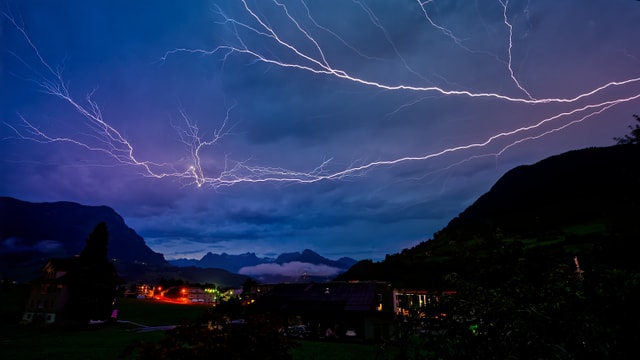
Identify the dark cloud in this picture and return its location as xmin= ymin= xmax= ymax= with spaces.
xmin=227 ymin=207 xmax=289 ymax=225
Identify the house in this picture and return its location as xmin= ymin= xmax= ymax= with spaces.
xmin=22 ymin=255 xmax=120 ymax=324
xmin=393 ymin=289 xmax=457 ymax=316
xmin=22 ymin=258 xmax=77 ymax=324
xmin=251 ymin=281 xmax=396 ymax=340
xmin=185 ymin=287 xmax=215 ymax=303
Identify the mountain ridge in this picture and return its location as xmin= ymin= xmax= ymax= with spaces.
xmin=0 ymin=197 xmax=249 ymax=287
xmin=336 ymin=144 xmax=640 ymax=287
xmin=0 ymin=196 xmax=167 ymax=267
xmin=169 ymin=248 xmax=357 ymax=274
xmin=0 ymin=197 xmax=356 ymax=285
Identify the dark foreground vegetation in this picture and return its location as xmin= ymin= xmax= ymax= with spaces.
xmin=1 ymin=286 xmax=392 ymax=360
xmin=336 ymin=142 xmax=640 ymax=358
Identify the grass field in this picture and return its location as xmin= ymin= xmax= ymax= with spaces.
xmin=116 ymin=297 xmax=211 ymax=326
xmin=0 ymin=296 xmax=210 ymax=360
xmin=0 ymin=322 xmax=163 ymax=360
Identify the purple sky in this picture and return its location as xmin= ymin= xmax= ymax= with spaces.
xmin=1 ymin=0 xmax=639 ymax=261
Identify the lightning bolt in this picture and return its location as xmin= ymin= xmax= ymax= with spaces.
xmin=4 ymin=0 xmax=640 ymax=189
xmin=498 ymin=0 xmax=535 ymax=100
xmin=163 ymin=0 xmax=639 ymax=104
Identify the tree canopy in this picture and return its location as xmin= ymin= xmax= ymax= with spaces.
xmin=614 ymin=113 xmax=640 ymax=145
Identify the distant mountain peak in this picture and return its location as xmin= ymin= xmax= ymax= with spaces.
xmin=169 ymin=248 xmax=357 ymax=277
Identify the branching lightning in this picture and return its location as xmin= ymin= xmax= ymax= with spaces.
xmin=163 ymin=0 xmax=639 ymax=104
xmin=4 ymin=0 xmax=640 ymax=189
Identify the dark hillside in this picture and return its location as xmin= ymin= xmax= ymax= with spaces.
xmin=449 ymin=144 xmax=639 ymax=237
xmin=337 ymin=144 xmax=640 ymax=358
xmin=338 ymin=144 xmax=640 ymax=287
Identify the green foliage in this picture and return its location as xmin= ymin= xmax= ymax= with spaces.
xmin=340 ymin=222 xmax=638 ymax=358
xmin=127 ymin=304 xmax=291 ymax=360
xmin=389 ymin=239 xmax=639 ymax=359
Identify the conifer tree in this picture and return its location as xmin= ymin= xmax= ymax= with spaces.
xmin=67 ymin=222 xmax=120 ymax=323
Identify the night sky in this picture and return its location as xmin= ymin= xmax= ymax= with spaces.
xmin=1 ymin=0 xmax=639 ymax=261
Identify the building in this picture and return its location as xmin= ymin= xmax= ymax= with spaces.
xmin=393 ymin=289 xmax=457 ymax=316
xmin=22 ymin=258 xmax=76 ymax=324
xmin=185 ymin=287 xmax=215 ymax=303
xmin=252 ymin=281 xmax=396 ymax=340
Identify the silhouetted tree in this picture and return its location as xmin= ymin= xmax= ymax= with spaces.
xmin=80 ymin=221 xmax=109 ymax=260
xmin=614 ymin=114 xmax=640 ymax=145
xmin=67 ymin=222 xmax=120 ymax=323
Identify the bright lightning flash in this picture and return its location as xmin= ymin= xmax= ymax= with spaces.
xmin=4 ymin=0 xmax=640 ymax=189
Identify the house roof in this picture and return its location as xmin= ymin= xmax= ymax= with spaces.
xmin=26 ymin=257 xmax=82 ymax=284
xmin=42 ymin=257 xmax=80 ymax=272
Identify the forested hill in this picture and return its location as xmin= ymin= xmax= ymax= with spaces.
xmin=448 ymin=144 xmax=639 ymax=237
xmin=337 ymin=144 xmax=640 ymax=288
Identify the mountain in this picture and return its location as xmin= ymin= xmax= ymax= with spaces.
xmin=113 ymin=263 xmax=249 ymax=289
xmin=0 ymin=197 xmax=352 ymax=286
xmin=169 ymin=249 xmax=358 ymax=283
xmin=447 ymin=144 xmax=639 ymax=236
xmin=337 ymin=144 xmax=640 ymax=287
xmin=170 ymin=249 xmax=357 ymax=275
xmin=274 ymin=249 xmax=358 ymax=269
xmin=0 ymin=197 xmax=250 ymax=287
xmin=0 ymin=197 xmax=167 ymax=266
xmin=170 ymin=252 xmax=266 ymax=273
